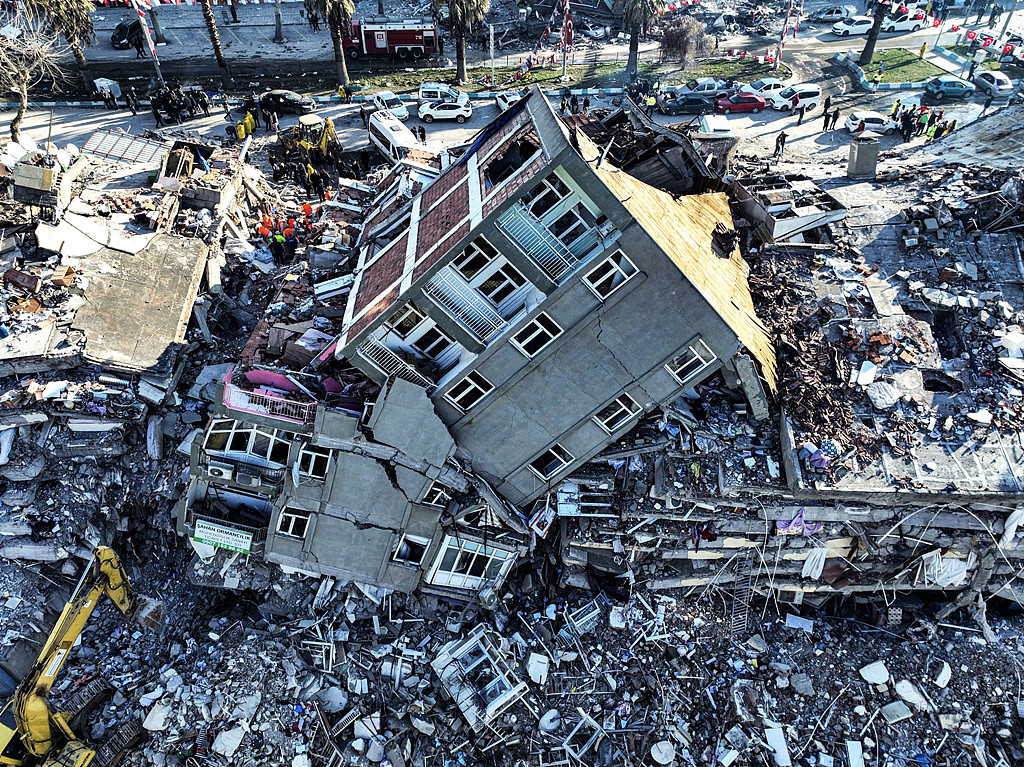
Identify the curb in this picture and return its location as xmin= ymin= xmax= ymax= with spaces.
xmin=832 ymin=51 xmax=927 ymax=92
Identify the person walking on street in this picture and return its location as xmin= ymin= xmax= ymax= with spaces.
xmin=360 ymin=104 xmax=370 ymax=127
xmin=916 ymin=110 xmax=929 ymax=136
xmin=570 ymin=94 xmax=579 ymax=114
xmin=822 ymin=108 xmax=831 ymax=131
xmin=890 ymin=98 xmax=901 ymax=118
xmin=126 ymin=89 xmax=138 ymax=116
xmin=151 ymin=102 xmax=164 ymax=128
xmin=582 ymin=96 xmax=590 ymax=113
xmin=822 ymin=95 xmax=832 ymax=115
xmin=774 ymin=131 xmax=788 ymax=160
xmin=796 ymin=103 xmax=806 ymax=125
xmin=133 ymin=38 xmax=145 ymax=59
xmin=560 ymin=96 xmax=568 ymax=114
xmin=830 ymin=108 xmax=841 ymax=131
xmin=982 ymin=94 xmax=994 ymax=113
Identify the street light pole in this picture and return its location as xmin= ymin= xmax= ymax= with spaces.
xmin=1001 ymin=0 xmax=1018 ymax=36
xmin=273 ymin=0 xmax=285 ymax=43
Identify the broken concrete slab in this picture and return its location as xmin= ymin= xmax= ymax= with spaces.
xmin=859 ymin=661 xmax=889 ymax=685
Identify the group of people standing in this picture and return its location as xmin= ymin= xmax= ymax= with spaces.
xmin=256 ymin=202 xmax=320 ymax=266
xmin=559 ymin=93 xmax=590 ymax=115
xmin=150 ymin=85 xmax=212 ymax=127
xmin=890 ymin=99 xmax=957 ymax=142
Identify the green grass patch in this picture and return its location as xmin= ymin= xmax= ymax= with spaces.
xmin=863 ymin=48 xmax=945 ymax=83
xmin=947 ymin=44 xmax=1024 ymax=79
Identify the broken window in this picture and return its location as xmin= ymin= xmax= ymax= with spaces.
xmin=530 ymin=443 xmax=574 ymax=480
xmin=594 ymin=393 xmax=642 ymax=433
xmin=454 ymin=237 xmax=501 ymax=280
xmin=391 ymin=533 xmax=431 ymax=567
xmin=411 ymin=325 xmax=455 ymax=361
xmin=421 ymin=480 xmax=452 ymax=507
xmin=665 ymin=339 xmax=718 ymax=387
xmin=277 ymin=507 xmax=310 ymax=539
xmin=387 ymin=304 xmax=427 ymax=338
xmin=551 ymin=206 xmax=591 ymax=245
xmin=584 ymin=251 xmax=637 ymax=299
xmin=453 ymin=238 xmax=529 ymax=310
xmin=483 ymin=133 xmax=540 ymax=189
xmin=525 ymin=174 xmax=572 ymax=218
xmin=204 ymin=419 xmax=292 ymax=467
xmin=298 ymin=444 xmax=332 ymax=480
xmin=427 ymin=534 xmax=518 ymax=590
xmin=511 ymin=312 xmax=562 ymax=358
xmin=445 ymin=370 xmax=495 ymax=411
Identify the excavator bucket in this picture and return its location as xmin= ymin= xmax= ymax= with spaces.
xmin=131 ymin=595 xmax=164 ymax=630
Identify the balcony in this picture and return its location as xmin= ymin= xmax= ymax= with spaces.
xmin=423 ymin=266 xmax=507 ymax=342
xmin=200 ymin=451 xmax=287 ymax=490
xmin=497 ymin=203 xmax=580 ymax=282
xmin=358 ymin=338 xmax=436 ymax=391
xmin=184 ymin=508 xmax=268 ymax=555
xmin=222 ymin=381 xmax=318 ymax=425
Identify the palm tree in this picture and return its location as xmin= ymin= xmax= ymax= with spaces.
xmin=858 ymin=0 xmax=891 ymax=67
xmin=305 ymin=0 xmax=355 ymax=86
xmin=200 ymin=0 xmax=232 ymax=89
xmin=22 ymin=0 xmax=95 ymax=93
xmin=617 ymin=0 xmax=661 ymax=78
xmin=431 ymin=0 xmax=490 ymax=84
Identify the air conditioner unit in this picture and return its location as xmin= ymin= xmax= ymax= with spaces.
xmin=235 ymin=471 xmax=259 ymax=487
xmin=207 ymin=462 xmax=233 ymax=481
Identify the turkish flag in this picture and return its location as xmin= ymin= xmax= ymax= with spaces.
xmin=915 ymin=11 xmax=924 ymax=18
xmin=1004 ymin=43 xmax=1015 ymax=54
xmin=983 ymin=36 xmax=994 ymax=46
xmin=932 ymin=18 xmax=940 ymax=27
xmin=667 ymin=2 xmax=675 ymax=8
xmin=951 ymin=24 xmax=960 ymax=31
xmin=966 ymin=29 xmax=977 ymax=39
xmin=899 ymin=4 xmax=907 ymax=11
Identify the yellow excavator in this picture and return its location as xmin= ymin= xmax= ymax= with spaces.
xmin=0 ymin=547 xmax=163 ymax=767
xmin=277 ymin=114 xmax=339 ymax=161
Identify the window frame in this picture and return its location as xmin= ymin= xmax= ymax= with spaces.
xmin=421 ymin=481 xmax=452 ymax=507
xmin=445 ymin=370 xmax=495 ymax=412
xmin=511 ymin=312 xmax=562 ymax=358
xmin=593 ymin=393 xmax=643 ymax=434
xmin=665 ymin=339 xmax=718 ymax=387
xmin=298 ymin=444 xmax=332 ymax=480
xmin=277 ymin=507 xmax=311 ymax=539
xmin=583 ymin=251 xmax=638 ymax=300
xmin=426 ymin=534 xmax=517 ymax=590
xmin=391 ymin=533 xmax=432 ymax=567
xmin=204 ymin=419 xmax=292 ymax=467
xmin=529 ymin=443 xmax=575 ymax=480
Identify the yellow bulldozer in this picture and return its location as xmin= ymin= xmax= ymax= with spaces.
xmin=277 ymin=114 xmax=339 ymax=162
xmin=0 ymin=547 xmax=163 ymax=767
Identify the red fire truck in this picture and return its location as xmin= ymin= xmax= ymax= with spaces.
xmin=343 ymin=18 xmax=442 ymax=60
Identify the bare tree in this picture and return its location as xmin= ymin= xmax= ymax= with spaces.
xmin=0 ymin=12 xmax=67 ymax=143
xmin=660 ymin=15 xmax=709 ymax=69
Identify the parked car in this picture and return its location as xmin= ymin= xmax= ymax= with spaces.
xmin=714 ymin=92 xmax=766 ymax=114
xmin=923 ymin=74 xmax=976 ymax=100
xmin=767 ymin=83 xmax=822 ymax=111
xmin=658 ymin=93 xmax=715 ymax=115
xmin=259 ymin=89 xmax=316 ymax=115
xmin=419 ymin=99 xmax=473 ymax=123
xmin=679 ymin=77 xmax=735 ymax=98
xmin=577 ymin=19 xmax=608 ymax=39
xmin=739 ymin=77 xmax=787 ymax=99
xmin=844 ymin=110 xmax=896 ymax=134
xmin=974 ymin=70 xmax=1014 ymax=96
xmin=807 ymin=5 xmax=850 ymax=23
xmin=832 ymin=16 xmax=873 ymax=35
xmin=418 ymin=82 xmax=468 ymax=106
xmin=495 ymin=91 xmax=525 ymax=112
xmin=372 ymin=90 xmax=410 ymax=121
xmin=882 ymin=13 xmax=925 ymax=33
xmin=110 ymin=19 xmax=143 ymax=50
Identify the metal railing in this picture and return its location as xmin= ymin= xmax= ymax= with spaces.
xmin=423 ymin=266 xmax=507 ymax=342
xmin=186 ymin=510 xmax=269 ymax=544
xmin=358 ymin=338 xmax=436 ymax=391
xmin=222 ymin=381 xmax=318 ymax=425
xmin=497 ymin=204 xmax=580 ymax=282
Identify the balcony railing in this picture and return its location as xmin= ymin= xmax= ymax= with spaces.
xmin=497 ymin=204 xmax=581 ymax=282
xmin=223 ymin=381 xmax=318 ymax=425
xmin=186 ymin=509 xmax=269 ymax=544
xmin=423 ymin=266 xmax=507 ymax=342
xmin=358 ymin=338 xmax=436 ymax=391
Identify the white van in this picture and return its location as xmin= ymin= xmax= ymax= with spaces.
xmin=418 ymin=81 xmax=469 ymax=106
xmin=368 ymin=110 xmax=422 ymax=164
xmin=767 ymin=83 xmax=822 ymax=111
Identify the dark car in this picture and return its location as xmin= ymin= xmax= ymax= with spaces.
xmin=259 ymin=89 xmax=316 ymax=115
xmin=110 ymin=19 xmax=143 ymax=50
xmin=659 ymin=94 xmax=715 ymax=115
xmin=714 ymin=92 xmax=766 ymax=114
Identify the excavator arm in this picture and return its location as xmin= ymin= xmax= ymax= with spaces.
xmin=1 ymin=548 xmax=161 ymax=765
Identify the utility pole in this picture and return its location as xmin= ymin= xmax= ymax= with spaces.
xmin=561 ymin=0 xmax=570 ymax=80
xmin=273 ymin=0 xmax=285 ymax=43
xmin=1001 ymin=0 xmax=1018 ymax=36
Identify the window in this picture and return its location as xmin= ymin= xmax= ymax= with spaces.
xmin=411 ymin=325 xmax=454 ymax=360
xmin=479 ymin=262 xmax=526 ymax=305
xmin=483 ymin=133 xmax=541 ymax=189
xmin=454 ymin=237 xmax=502 ymax=280
xmin=525 ymin=175 xmax=572 ymax=218
xmin=583 ymin=251 xmax=637 ymax=299
xmin=392 ymin=533 xmax=431 ymax=566
xmin=446 ymin=371 xmax=494 ymax=411
xmin=427 ymin=534 xmax=517 ymax=590
xmin=277 ymin=507 xmax=310 ymax=539
xmin=594 ymin=393 xmax=642 ymax=433
xmin=387 ymin=304 xmax=427 ymax=338
xmin=204 ymin=419 xmax=291 ymax=466
xmin=422 ymin=481 xmax=452 ymax=507
xmin=666 ymin=339 xmax=718 ymax=386
xmin=511 ymin=313 xmax=562 ymax=358
xmin=529 ymin=443 xmax=574 ymax=480
xmin=551 ymin=207 xmax=589 ymax=245
xmin=298 ymin=445 xmax=332 ymax=480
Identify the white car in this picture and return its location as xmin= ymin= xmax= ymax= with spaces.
xmin=832 ymin=16 xmax=873 ymax=36
xmin=768 ymin=83 xmax=822 ymax=111
xmin=882 ymin=13 xmax=925 ymax=33
xmin=577 ymin=19 xmax=608 ymax=39
xmin=845 ymin=110 xmax=896 ymax=134
xmin=419 ymin=99 xmax=473 ymax=124
xmin=974 ymin=70 xmax=1014 ymax=96
xmin=372 ymin=90 xmax=409 ymax=121
xmin=495 ymin=91 xmax=525 ymax=112
xmin=740 ymin=77 xmax=787 ymax=99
